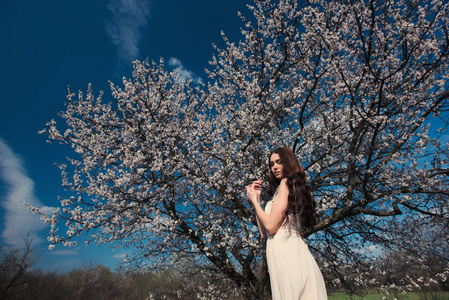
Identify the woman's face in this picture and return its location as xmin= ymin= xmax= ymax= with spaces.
xmin=270 ymin=153 xmax=284 ymax=179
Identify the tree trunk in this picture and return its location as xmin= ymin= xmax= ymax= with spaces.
xmin=240 ymin=272 xmax=271 ymax=300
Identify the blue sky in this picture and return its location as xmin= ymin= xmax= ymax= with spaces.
xmin=0 ymin=0 xmax=253 ymax=272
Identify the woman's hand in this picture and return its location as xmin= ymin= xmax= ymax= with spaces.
xmin=246 ymin=179 xmax=263 ymax=205
xmin=247 ymin=178 xmax=267 ymax=238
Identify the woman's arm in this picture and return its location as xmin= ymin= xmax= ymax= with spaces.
xmin=247 ymin=179 xmax=267 ymax=238
xmin=247 ymin=178 xmax=289 ymax=236
xmin=255 ymin=214 xmax=267 ymax=238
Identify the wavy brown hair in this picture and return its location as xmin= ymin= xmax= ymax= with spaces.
xmin=267 ymin=147 xmax=318 ymax=229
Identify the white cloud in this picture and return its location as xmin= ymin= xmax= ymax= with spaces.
xmin=113 ymin=253 xmax=128 ymax=259
xmin=168 ymin=57 xmax=203 ymax=84
xmin=354 ymin=244 xmax=382 ymax=257
xmin=51 ymin=249 xmax=80 ymax=256
xmin=0 ymin=138 xmax=53 ymax=248
xmin=105 ymin=0 xmax=151 ymax=63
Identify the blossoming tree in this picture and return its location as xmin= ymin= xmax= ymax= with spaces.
xmin=29 ymin=0 xmax=449 ymax=298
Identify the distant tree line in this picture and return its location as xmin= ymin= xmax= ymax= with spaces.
xmin=0 ymin=238 xmax=239 ymax=300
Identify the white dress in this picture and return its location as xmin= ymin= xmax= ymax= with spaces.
xmin=265 ymin=196 xmax=327 ymax=299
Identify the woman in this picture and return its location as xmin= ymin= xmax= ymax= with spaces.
xmin=246 ymin=147 xmax=327 ymax=299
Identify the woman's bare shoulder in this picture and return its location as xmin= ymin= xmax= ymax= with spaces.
xmin=278 ymin=178 xmax=289 ymax=195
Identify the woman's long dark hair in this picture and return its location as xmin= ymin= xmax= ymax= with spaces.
xmin=267 ymin=147 xmax=318 ymax=229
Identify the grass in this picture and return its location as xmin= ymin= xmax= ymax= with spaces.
xmin=328 ymin=291 xmax=449 ymax=300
